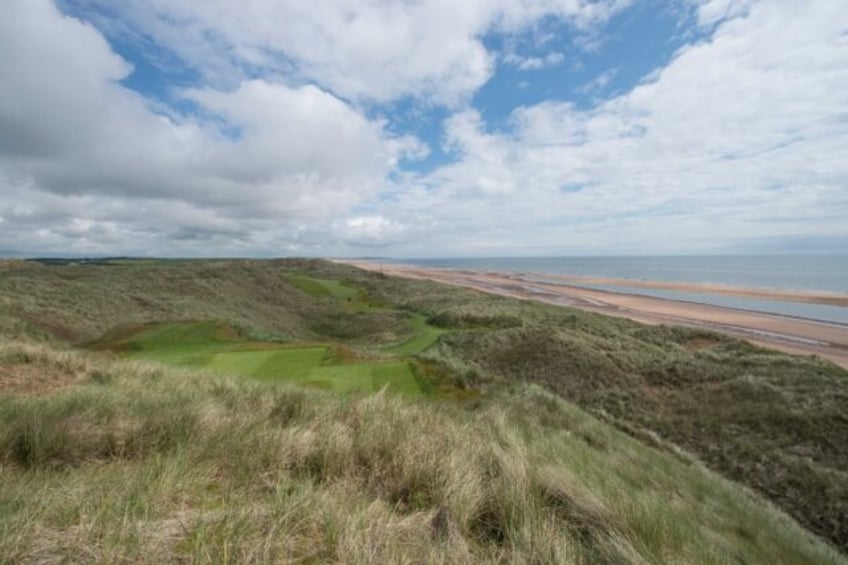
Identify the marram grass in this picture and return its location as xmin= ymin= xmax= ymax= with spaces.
xmin=0 ymin=341 xmax=842 ymax=563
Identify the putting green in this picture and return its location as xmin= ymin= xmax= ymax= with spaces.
xmin=102 ymin=322 xmax=424 ymax=396
xmin=210 ymin=347 xmax=326 ymax=380
xmin=208 ymin=348 xmax=420 ymax=395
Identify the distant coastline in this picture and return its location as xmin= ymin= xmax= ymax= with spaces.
xmin=381 ymin=255 xmax=848 ymax=294
xmin=341 ymin=259 xmax=848 ymax=369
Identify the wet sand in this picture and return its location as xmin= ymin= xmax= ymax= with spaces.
xmin=340 ymin=260 xmax=848 ymax=369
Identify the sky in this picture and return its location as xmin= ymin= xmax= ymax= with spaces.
xmin=1 ymin=0 xmax=846 ymax=258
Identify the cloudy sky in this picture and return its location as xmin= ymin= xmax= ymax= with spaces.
xmin=1 ymin=0 xmax=846 ymax=257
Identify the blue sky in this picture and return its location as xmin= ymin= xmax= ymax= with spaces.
xmin=1 ymin=0 xmax=846 ymax=257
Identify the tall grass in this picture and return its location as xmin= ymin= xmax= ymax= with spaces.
xmin=1 ymin=342 xmax=842 ymax=563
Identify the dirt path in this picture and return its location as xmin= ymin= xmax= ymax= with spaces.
xmin=341 ymin=261 xmax=848 ymax=369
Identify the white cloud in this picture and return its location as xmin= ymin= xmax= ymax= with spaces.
xmin=0 ymin=0 xmax=419 ymax=255
xmin=578 ymin=68 xmax=618 ymax=93
xmin=1 ymin=0 xmax=845 ymax=257
xmin=366 ymin=0 xmax=848 ymax=255
xmin=495 ymin=0 xmax=632 ymax=31
xmin=693 ymin=0 xmax=756 ymax=26
xmin=505 ymin=51 xmax=566 ymax=71
xmin=76 ymin=0 xmax=628 ymax=105
xmin=338 ymin=216 xmax=410 ymax=247
xmin=183 ymin=81 xmax=395 ymax=186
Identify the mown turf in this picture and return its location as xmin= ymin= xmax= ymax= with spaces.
xmin=212 ymin=347 xmax=328 ymax=379
xmin=306 ymin=360 xmax=419 ymax=394
xmin=93 ymin=322 xmax=424 ymax=396
xmin=208 ymin=348 xmax=294 ymax=377
xmin=209 ymin=348 xmax=420 ymax=395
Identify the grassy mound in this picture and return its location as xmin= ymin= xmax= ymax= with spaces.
xmin=1 ymin=341 xmax=842 ymax=563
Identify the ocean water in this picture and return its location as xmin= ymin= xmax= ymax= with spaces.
xmin=392 ymin=255 xmax=848 ymax=325
xmin=395 ymin=255 xmax=848 ymax=293
xmin=565 ymin=282 xmax=848 ymax=326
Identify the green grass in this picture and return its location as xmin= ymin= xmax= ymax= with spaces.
xmin=100 ymin=258 xmax=185 ymax=267
xmin=0 ymin=341 xmax=842 ymax=563
xmin=208 ymin=348 xmax=292 ymax=376
xmin=385 ymin=313 xmax=447 ymax=354
xmin=209 ymin=348 xmax=420 ymax=395
xmin=212 ymin=346 xmax=328 ymax=379
xmin=128 ymin=320 xmax=233 ymax=346
xmin=306 ymin=361 xmax=419 ymax=394
xmin=286 ymin=273 xmax=359 ymax=301
xmin=95 ymin=322 xmax=424 ymax=396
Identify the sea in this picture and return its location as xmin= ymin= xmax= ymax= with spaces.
xmin=389 ymin=255 xmax=848 ymax=326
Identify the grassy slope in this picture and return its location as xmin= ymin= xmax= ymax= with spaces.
xmin=0 ymin=259 xmax=412 ymax=346
xmin=386 ymin=313 xmax=448 ymax=355
xmin=0 ymin=341 xmax=842 ymax=563
xmin=304 ymin=260 xmax=848 ymax=552
xmin=1 ymin=258 xmax=847 ymax=554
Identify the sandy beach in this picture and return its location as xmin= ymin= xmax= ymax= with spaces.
xmin=341 ymin=260 xmax=848 ymax=369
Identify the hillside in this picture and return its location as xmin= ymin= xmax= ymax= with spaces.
xmin=1 ymin=341 xmax=842 ymax=563
xmin=1 ymin=258 xmax=847 ymax=560
xmin=0 ymin=259 xmax=411 ymax=345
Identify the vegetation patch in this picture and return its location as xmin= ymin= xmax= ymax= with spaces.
xmin=385 ymin=313 xmax=447 ymax=355
xmin=285 ymin=273 xmax=352 ymax=299
xmin=90 ymin=322 xmax=425 ymax=397
xmin=0 ymin=342 xmax=843 ymax=563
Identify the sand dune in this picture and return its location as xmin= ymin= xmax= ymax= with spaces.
xmin=342 ymin=261 xmax=848 ymax=369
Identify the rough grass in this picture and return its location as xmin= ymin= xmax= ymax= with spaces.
xmin=294 ymin=260 xmax=848 ymax=552
xmin=3 ymin=257 xmax=848 ymax=552
xmin=0 ymin=259 xmax=411 ymax=345
xmin=1 ymin=341 xmax=843 ymax=564
xmin=432 ymin=324 xmax=848 ymax=550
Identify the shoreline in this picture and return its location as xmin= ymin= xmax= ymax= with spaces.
xmin=514 ymin=272 xmax=848 ymax=307
xmin=340 ymin=260 xmax=848 ymax=369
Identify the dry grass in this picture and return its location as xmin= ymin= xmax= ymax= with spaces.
xmin=0 ymin=341 xmax=843 ymax=563
xmin=0 ymin=342 xmax=91 ymax=395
